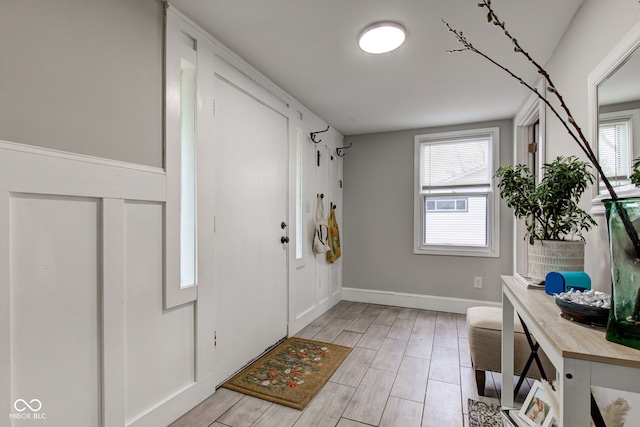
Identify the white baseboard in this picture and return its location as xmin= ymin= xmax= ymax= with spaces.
xmin=127 ymin=373 xmax=217 ymax=427
xmin=289 ymin=293 xmax=342 ymax=336
xmin=341 ymin=287 xmax=500 ymax=314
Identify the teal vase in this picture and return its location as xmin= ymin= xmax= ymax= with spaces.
xmin=604 ymin=198 xmax=640 ymax=350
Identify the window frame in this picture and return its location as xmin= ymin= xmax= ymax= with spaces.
xmin=164 ymin=12 xmax=200 ymax=308
xmin=413 ymin=127 xmax=500 ymax=258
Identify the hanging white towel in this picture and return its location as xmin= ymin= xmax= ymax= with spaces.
xmin=313 ymin=195 xmax=331 ymax=254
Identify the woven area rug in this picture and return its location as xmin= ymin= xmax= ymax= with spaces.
xmin=221 ymin=337 xmax=352 ymax=410
xmin=468 ymin=399 xmax=503 ymax=427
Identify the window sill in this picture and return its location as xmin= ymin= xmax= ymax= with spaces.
xmin=591 ymin=185 xmax=640 ymax=216
xmin=414 ymin=246 xmax=499 ymax=258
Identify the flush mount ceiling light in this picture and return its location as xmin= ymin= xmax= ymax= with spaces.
xmin=358 ymin=21 xmax=407 ymax=54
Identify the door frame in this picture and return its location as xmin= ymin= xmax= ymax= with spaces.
xmin=513 ymin=83 xmax=546 ymax=275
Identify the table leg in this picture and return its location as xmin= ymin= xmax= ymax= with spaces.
xmin=502 ymin=289 xmax=515 ymax=408
xmin=559 ymin=358 xmax=591 ymax=427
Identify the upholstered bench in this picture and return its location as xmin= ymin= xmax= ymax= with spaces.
xmin=467 ymin=306 xmax=556 ymax=396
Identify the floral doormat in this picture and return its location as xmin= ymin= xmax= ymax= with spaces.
xmin=221 ymin=337 xmax=352 ymax=410
xmin=468 ymin=399 xmax=503 ymax=427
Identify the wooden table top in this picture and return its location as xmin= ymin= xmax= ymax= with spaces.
xmin=502 ymin=275 xmax=640 ymax=368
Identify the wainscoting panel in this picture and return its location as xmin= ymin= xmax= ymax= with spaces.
xmin=10 ymin=193 xmax=102 ymax=427
xmin=123 ymin=201 xmax=195 ymax=424
xmin=0 ymin=140 xmax=211 ymax=427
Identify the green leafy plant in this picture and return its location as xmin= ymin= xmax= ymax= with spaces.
xmin=495 ymin=156 xmax=597 ymax=244
xmin=630 ymin=158 xmax=640 ymax=186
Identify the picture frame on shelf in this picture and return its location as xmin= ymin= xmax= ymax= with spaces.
xmin=518 ymin=380 xmax=556 ymax=427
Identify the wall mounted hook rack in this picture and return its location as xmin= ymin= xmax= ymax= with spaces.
xmin=310 ymin=126 xmax=330 ymax=143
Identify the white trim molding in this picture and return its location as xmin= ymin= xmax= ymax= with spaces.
xmin=341 ymin=287 xmax=500 ymax=314
xmin=0 ymin=140 xmax=165 ymax=201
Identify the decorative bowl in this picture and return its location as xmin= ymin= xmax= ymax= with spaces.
xmin=554 ymin=297 xmax=609 ymax=328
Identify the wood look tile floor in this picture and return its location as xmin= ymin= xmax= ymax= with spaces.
xmin=171 ymin=301 xmax=533 ymax=427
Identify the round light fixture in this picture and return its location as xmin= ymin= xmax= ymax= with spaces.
xmin=358 ymin=21 xmax=407 ymax=54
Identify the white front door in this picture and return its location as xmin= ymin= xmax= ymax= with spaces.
xmin=213 ymin=76 xmax=289 ymax=385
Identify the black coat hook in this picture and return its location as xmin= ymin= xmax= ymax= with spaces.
xmin=310 ymin=126 xmax=330 ymax=143
xmin=336 ymin=142 xmax=353 ymax=157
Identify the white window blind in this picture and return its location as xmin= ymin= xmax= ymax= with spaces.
xmin=421 ymin=136 xmax=490 ymax=191
xmin=599 ymin=118 xmax=630 ymax=185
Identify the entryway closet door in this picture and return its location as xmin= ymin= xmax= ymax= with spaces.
xmin=213 ymin=75 xmax=288 ymax=385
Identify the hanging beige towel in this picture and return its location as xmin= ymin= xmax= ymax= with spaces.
xmin=326 ymin=203 xmax=341 ymax=263
xmin=313 ymin=195 xmax=331 ymax=254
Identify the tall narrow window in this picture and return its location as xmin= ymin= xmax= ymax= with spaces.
xmin=295 ymin=127 xmax=304 ymax=261
xmin=414 ymin=127 xmax=500 ymax=257
xmin=164 ymin=13 xmax=199 ymax=307
xmin=180 ymin=52 xmax=197 ymax=288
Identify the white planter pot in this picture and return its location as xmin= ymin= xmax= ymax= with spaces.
xmin=527 ymin=240 xmax=585 ymax=283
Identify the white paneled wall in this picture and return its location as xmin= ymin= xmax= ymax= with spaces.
xmin=0 ymin=142 xmax=215 ymax=427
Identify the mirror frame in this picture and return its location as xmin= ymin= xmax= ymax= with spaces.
xmin=588 ymin=20 xmax=640 ymax=208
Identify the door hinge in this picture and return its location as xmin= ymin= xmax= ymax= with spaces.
xmin=528 ymin=142 xmax=537 ymax=153
xmin=213 ymin=216 xmax=216 ymax=232
xmin=213 ymin=99 xmax=216 ymax=117
xmin=214 ymin=331 xmax=217 ymax=347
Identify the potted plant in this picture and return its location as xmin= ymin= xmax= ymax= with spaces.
xmin=495 ymin=156 xmax=597 ymax=282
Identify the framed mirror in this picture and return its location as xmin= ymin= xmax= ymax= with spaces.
xmin=589 ymin=21 xmax=640 ymax=200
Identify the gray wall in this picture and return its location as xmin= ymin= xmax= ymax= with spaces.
xmin=343 ymin=119 xmax=514 ymax=303
xmin=0 ymin=0 xmax=164 ymax=167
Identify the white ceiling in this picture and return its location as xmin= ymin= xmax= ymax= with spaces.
xmin=169 ymin=0 xmax=584 ymax=136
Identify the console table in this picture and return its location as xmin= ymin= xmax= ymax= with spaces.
xmin=501 ymin=275 xmax=640 ymax=426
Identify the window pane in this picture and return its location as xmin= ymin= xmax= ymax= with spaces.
xmin=424 ymin=195 xmax=487 ymax=247
xmin=295 ymin=128 xmax=303 ymax=260
xmin=422 ymin=137 xmax=490 ymax=188
xmin=436 ymin=200 xmax=455 ymax=210
xmin=180 ymin=57 xmax=196 ymax=288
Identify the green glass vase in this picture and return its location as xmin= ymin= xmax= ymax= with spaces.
xmin=604 ymin=198 xmax=640 ymax=350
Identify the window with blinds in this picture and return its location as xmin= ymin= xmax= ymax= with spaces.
xmin=414 ymin=127 xmax=500 ymax=257
xmin=598 ymin=117 xmax=631 ymax=188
